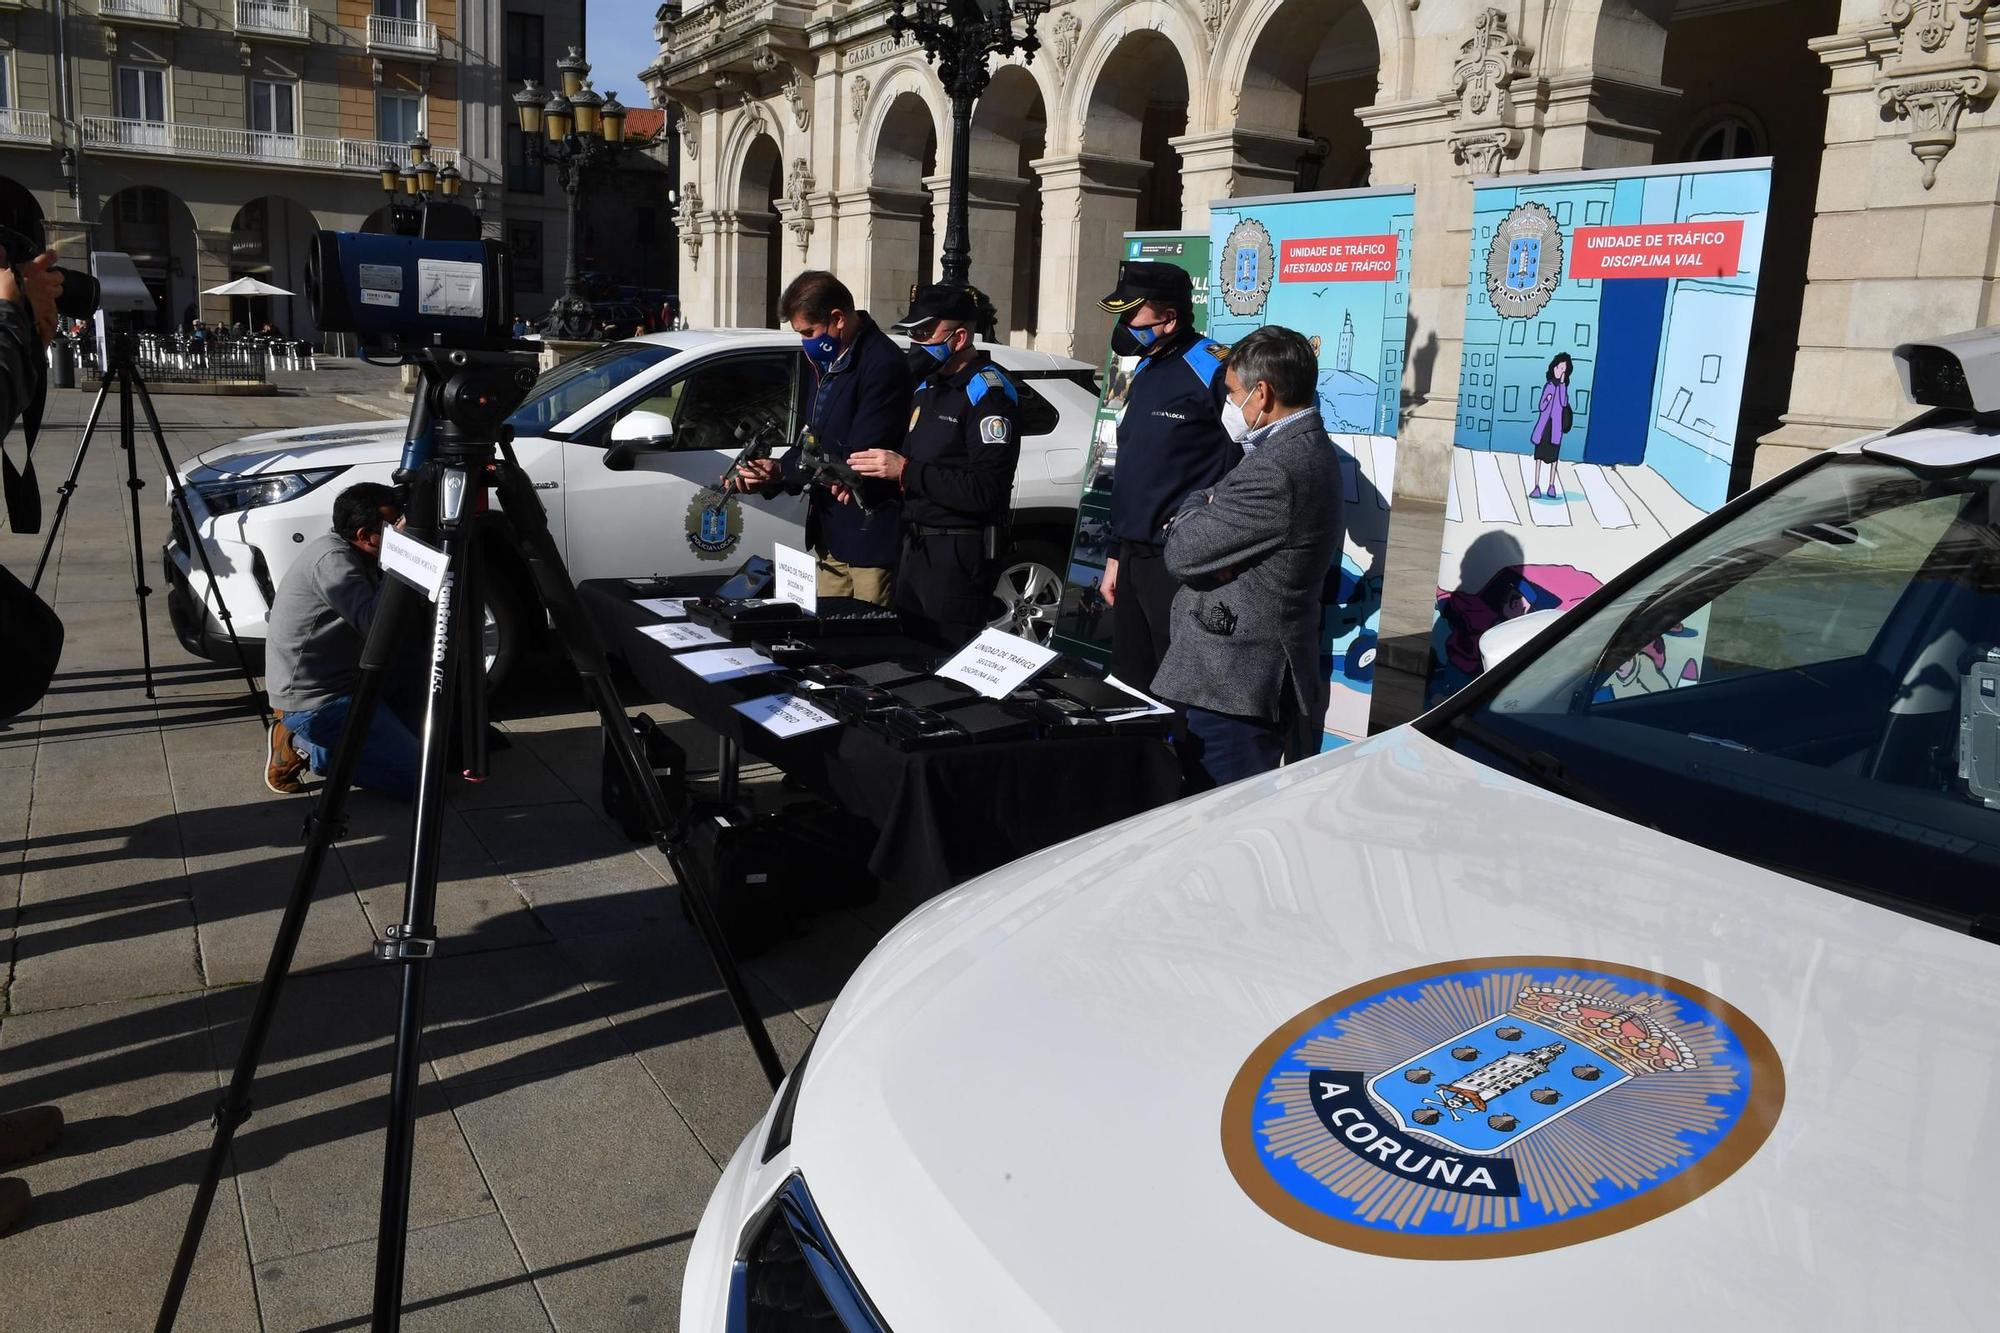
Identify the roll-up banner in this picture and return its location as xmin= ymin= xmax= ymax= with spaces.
xmin=1051 ymin=232 xmax=1211 ymax=667
xmin=1428 ymin=160 xmax=1774 ymax=704
xmin=1207 ymin=185 xmax=1415 ymax=748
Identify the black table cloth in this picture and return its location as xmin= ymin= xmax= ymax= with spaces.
xmin=581 ymin=580 xmax=1184 ymax=895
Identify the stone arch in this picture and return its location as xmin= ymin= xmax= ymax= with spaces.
xmin=864 ymin=88 xmax=940 ymax=317
xmin=1212 ymin=0 xmax=1411 ymax=107
xmin=226 ymin=196 xmax=322 ymax=342
xmin=968 ymin=62 xmax=1050 ymax=338
xmin=98 ymin=185 xmax=198 ymax=334
xmin=1077 ymin=24 xmax=1194 ymax=230
xmin=1220 ymin=0 xmax=1384 ymax=192
xmin=0 ymin=177 xmax=46 ymax=253
xmin=731 ymin=129 xmax=785 ymax=327
xmin=1543 ymin=0 xmax=1678 ymax=85
xmin=854 ymin=59 xmax=946 ymax=182
xmin=1059 ymin=0 xmax=1210 ymax=150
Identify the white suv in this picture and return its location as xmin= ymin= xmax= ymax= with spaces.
xmin=162 ymin=330 xmax=1098 ymax=681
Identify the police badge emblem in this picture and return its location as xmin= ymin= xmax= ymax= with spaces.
xmin=1223 ymin=957 xmax=1783 ymax=1259
xmin=684 ymin=491 xmax=744 ymax=561
xmin=1485 ymin=202 xmax=1564 ymax=319
xmin=1219 ymin=218 xmax=1275 ymax=318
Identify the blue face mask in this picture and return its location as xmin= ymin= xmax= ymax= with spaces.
xmin=919 ymin=339 xmax=952 ymax=363
xmin=801 ymin=329 xmax=842 ymax=370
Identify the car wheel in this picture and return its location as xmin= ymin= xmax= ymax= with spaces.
xmin=989 ymin=539 xmax=1066 ymax=645
xmin=481 ymin=584 xmax=528 ymax=693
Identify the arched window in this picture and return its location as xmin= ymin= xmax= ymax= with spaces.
xmin=1684 ymin=113 xmax=1765 ymax=162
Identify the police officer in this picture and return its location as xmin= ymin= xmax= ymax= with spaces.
xmin=1096 ymin=261 xmax=1238 ymax=691
xmin=849 ymin=285 xmax=1020 ymax=646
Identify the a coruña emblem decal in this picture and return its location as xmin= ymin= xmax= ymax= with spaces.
xmin=1223 ymin=957 xmax=1783 ymax=1259
xmin=685 ymin=490 xmax=744 ymax=560
xmin=1219 ymin=218 xmax=1275 ymax=318
xmin=1485 ymin=201 xmax=1564 ymax=318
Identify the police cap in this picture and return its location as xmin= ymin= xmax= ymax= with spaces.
xmin=891 ymin=284 xmax=980 ymax=335
xmin=1098 ymin=260 xmax=1194 ymax=316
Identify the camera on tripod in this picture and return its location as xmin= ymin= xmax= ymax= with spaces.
xmin=0 ymin=224 xmax=103 ymax=322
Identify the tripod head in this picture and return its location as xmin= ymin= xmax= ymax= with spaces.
xmin=396 ymin=338 xmax=541 ymax=477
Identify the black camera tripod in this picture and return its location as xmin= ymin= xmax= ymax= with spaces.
xmin=30 ymin=325 xmax=267 ymax=717
xmin=153 ymin=343 xmax=786 ymax=1333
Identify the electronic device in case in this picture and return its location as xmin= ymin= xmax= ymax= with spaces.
xmin=888 ymin=677 xmax=980 ymax=712
xmin=884 ymin=706 xmax=970 ymax=749
xmin=949 ymin=701 xmax=1038 ymax=744
xmin=1960 ymin=649 xmax=2000 ymax=808
xmin=848 ymin=660 xmax=928 ymax=691
xmin=713 ymin=555 xmax=776 ymax=602
xmin=830 ymin=685 xmax=899 ymax=724
xmin=1042 ymin=674 xmax=1148 ymax=714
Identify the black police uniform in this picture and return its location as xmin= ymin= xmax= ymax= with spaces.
xmin=1109 ymin=328 xmax=1236 ymax=690
xmin=894 ymin=351 xmax=1021 ymax=645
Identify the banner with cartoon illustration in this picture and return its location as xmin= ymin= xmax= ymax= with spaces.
xmin=1206 ymin=186 xmax=1415 ymax=747
xmin=1428 ymin=160 xmax=1774 ymax=704
xmin=1051 ymin=232 xmax=1211 ymax=666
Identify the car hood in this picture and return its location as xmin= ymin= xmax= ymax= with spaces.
xmin=792 ymin=727 xmax=1994 ymax=1331
xmin=186 ymin=420 xmax=405 ymax=478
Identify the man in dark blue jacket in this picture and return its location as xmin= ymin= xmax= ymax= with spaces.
xmin=1096 ymin=261 xmax=1239 ymax=690
xmin=729 ymin=270 xmax=911 ymax=603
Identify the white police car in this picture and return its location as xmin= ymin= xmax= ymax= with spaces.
xmin=161 ymin=331 xmax=1099 ymax=679
xmin=682 ymin=333 xmax=2000 ymax=1330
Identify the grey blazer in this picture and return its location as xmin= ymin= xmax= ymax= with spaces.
xmin=1149 ymin=408 xmax=1344 ymax=724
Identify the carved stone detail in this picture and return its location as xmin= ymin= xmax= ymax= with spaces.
xmin=1201 ymin=0 xmax=1231 ymax=42
xmin=850 ymin=75 xmax=871 ymax=124
xmin=1876 ymin=0 xmax=1995 ymax=188
xmin=782 ymin=69 xmax=811 ymax=132
xmin=677 ymin=183 xmax=703 ymax=266
xmin=741 ymin=92 xmax=769 ymax=140
xmin=782 ymin=158 xmax=815 ymax=255
xmin=1051 ymin=11 xmax=1081 ymax=72
xmin=1444 ymin=7 xmax=1530 ymax=176
xmin=677 ymin=103 xmax=699 ymax=160
xmin=749 ymin=47 xmax=779 ymax=74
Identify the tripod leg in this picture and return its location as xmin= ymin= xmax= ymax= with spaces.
xmin=456 ymin=523 xmax=489 ymax=782
xmin=130 ymin=373 xmax=271 ymax=724
xmin=118 ymin=374 xmax=158 ymax=699
xmin=154 ymin=571 xmax=429 ymax=1333
xmin=29 ymin=379 xmax=112 ymax=593
xmin=488 ymin=445 xmax=786 ymax=1089
xmin=372 ymin=471 xmax=471 ymax=1332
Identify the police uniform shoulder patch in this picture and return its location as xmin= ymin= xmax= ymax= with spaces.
xmin=979 ymin=415 xmax=1010 ymax=444
xmin=1183 ymin=339 xmax=1227 ymax=386
xmin=967 ymin=366 xmax=1018 ymax=405
xmin=1222 ymin=956 xmax=1783 ymax=1259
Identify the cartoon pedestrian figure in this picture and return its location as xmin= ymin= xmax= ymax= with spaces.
xmin=1529 ymin=352 xmax=1572 ymax=500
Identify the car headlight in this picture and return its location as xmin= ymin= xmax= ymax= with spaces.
xmin=193 ymin=468 xmax=344 ymax=517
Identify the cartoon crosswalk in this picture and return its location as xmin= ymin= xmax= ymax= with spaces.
xmin=1459 ymin=449 xmax=1660 ymax=534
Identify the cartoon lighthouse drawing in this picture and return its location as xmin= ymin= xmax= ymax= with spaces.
xmin=1337 ymin=311 xmax=1355 ymax=373
xmin=1437 ymin=1043 xmax=1567 ymax=1114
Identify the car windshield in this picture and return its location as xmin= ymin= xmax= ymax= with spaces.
xmin=1423 ymin=446 xmax=2000 ymax=934
xmin=506 ymin=341 xmax=675 ymax=437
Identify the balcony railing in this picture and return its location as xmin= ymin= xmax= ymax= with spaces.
xmin=0 ymin=108 xmax=51 ymax=144
xmin=235 ymin=0 xmax=309 ymax=39
xmin=79 ymin=117 xmax=461 ymax=173
xmin=99 ymin=0 xmax=179 ymax=21
xmin=366 ymin=14 xmax=439 ymax=57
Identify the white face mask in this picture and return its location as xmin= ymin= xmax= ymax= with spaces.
xmin=1222 ymin=391 xmax=1267 ymax=445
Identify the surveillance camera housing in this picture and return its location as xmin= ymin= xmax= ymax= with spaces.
xmin=1894 ymin=327 xmax=2000 ymax=414
xmin=89 ymin=251 xmax=156 ymax=316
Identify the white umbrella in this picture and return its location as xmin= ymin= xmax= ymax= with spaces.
xmin=202 ymin=276 xmax=294 ymax=297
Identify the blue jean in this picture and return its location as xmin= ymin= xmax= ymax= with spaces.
xmin=1181 ymin=705 xmax=1288 ymax=792
xmin=286 ymin=694 xmax=420 ymax=798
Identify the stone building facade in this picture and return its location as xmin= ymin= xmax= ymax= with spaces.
xmin=0 ymin=0 xmax=580 ymax=340
xmin=642 ymin=0 xmax=2000 ymax=499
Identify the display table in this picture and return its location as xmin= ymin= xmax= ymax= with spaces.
xmin=580 ymin=580 xmax=1185 ymax=895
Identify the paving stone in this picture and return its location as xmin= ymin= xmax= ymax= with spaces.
xmin=11 ymin=895 xmax=204 ymax=1012
xmin=561 ymin=924 xmax=813 ymax=1165
xmin=30 ymin=730 xmax=173 ymax=800
xmin=188 ymin=854 xmax=378 ymax=988
xmin=205 ymin=970 xmax=498 ymax=1263
xmin=253 ymin=1212 xmax=554 ymax=1333
xmin=446 ymin=1060 xmax=719 ymax=1331
xmin=422 ymin=945 xmax=629 ymax=1089
xmin=531 ymin=1232 xmax=695 ymax=1333
xmin=0 ymin=994 xmax=260 ymax=1332
xmin=19 ymin=790 xmax=184 ymax=910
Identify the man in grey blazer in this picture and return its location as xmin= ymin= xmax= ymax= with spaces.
xmin=1150 ymin=326 xmax=1344 ymax=789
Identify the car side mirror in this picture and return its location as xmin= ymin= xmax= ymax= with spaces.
xmin=604 ymin=410 xmax=675 ymax=472
xmin=1479 ymin=607 xmax=1565 ymax=673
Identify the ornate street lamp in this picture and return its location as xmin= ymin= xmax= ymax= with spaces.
xmin=514 ymin=47 xmax=634 ymax=340
xmin=885 ymin=0 xmax=1049 ymax=336
xmin=377 ymin=134 xmax=463 ymax=231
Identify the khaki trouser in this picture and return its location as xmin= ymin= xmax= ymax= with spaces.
xmin=816 ymin=555 xmax=894 ymax=606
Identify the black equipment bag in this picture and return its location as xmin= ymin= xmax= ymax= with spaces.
xmin=599 ymin=712 xmax=691 ymax=842
xmin=0 ymin=559 xmax=62 ymax=720
xmin=680 ymin=800 xmax=879 ymax=959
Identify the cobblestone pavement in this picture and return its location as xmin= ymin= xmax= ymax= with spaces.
xmin=0 ymin=359 xmax=1446 ymax=1330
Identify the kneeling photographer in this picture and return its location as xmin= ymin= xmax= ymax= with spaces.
xmin=265 ymin=482 xmax=420 ymax=797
